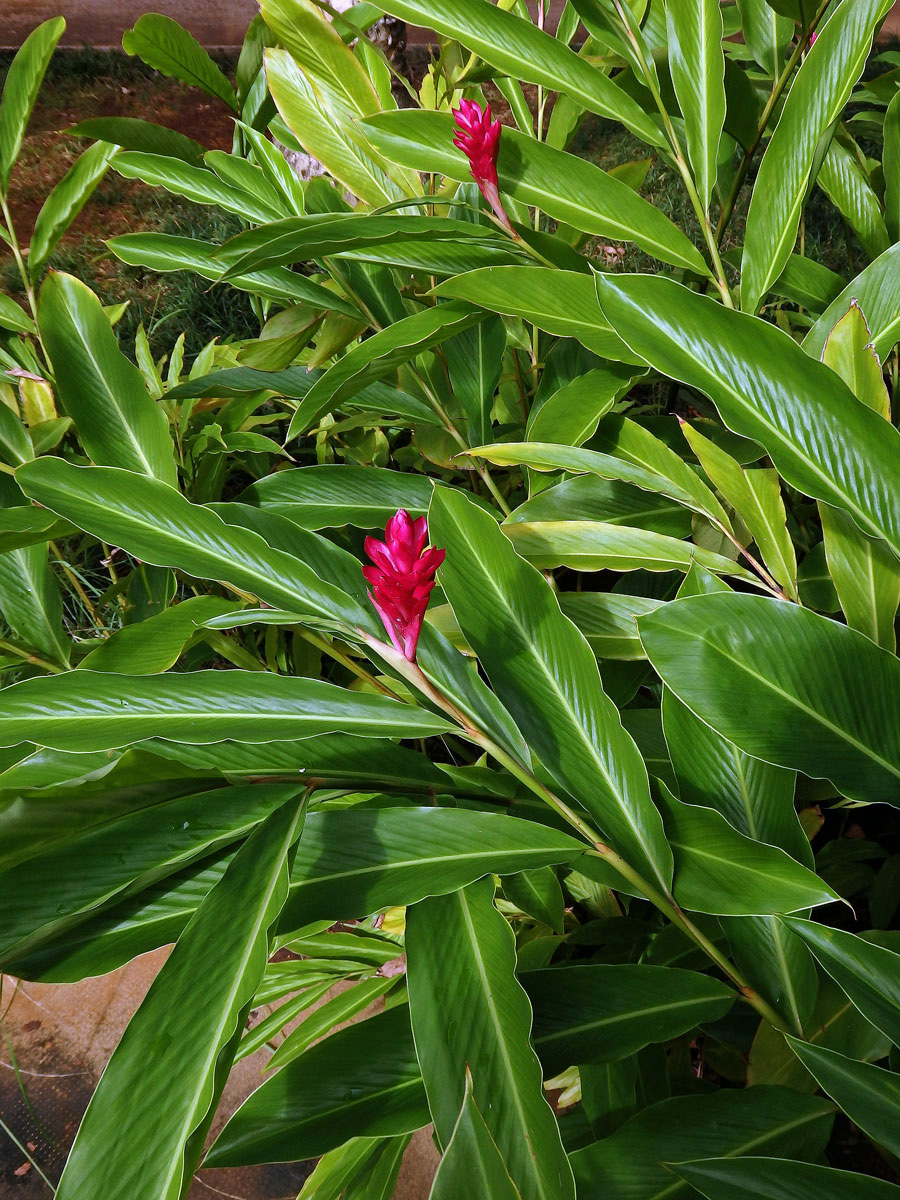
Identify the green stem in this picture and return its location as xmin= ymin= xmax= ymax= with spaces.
xmin=0 ymin=192 xmax=39 ymax=328
xmin=0 ymin=636 xmax=62 ymax=674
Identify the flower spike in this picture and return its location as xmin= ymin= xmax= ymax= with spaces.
xmin=452 ymin=99 xmax=515 ymax=234
xmin=363 ymin=509 xmax=445 ymax=661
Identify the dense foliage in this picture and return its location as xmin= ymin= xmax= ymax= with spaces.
xmin=2 ymin=1 xmax=900 ymax=1196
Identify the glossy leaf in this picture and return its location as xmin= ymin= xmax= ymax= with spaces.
xmin=206 ymin=1005 xmax=429 ymax=1165
xmin=78 ymin=595 xmax=238 ymax=673
xmin=736 ymin=0 xmax=792 ymax=78
xmin=558 ymin=593 xmax=664 ymax=660
xmin=114 ymin=151 xmax=283 ymax=224
xmin=740 ymin=0 xmax=893 ymax=311
xmin=122 ymin=13 xmax=238 ymax=110
xmin=528 ymin=365 xmax=643 ymax=447
xmin=672 ymin=1157 xmax=900 ymax=1200
xmin=820 ymin=302 xmax=890 ymax=419
xmin=430 ymin=1075 xmax=523 ymax=1200
xmin=722 ymin=914 xmax=818 ymax=1038
xmin=640 ymin=592 xmax=900 ymax=806
xmin=803 ymin=244 xmax=900 ymax=361
xmin=523 ymin=963 xmax=734 ymax=1075
xmin=265 ymin=976 xmax=395 ymax=1072
xmin=407 ymin=878 xmax=575 ymax=1200
xmin=0 ymin=543 xmax=69 ymax=667
xmin=666 ymin=0 xmax=725 ymax=210
xmin=0 ymin=18 xmax=65 ymax=194
xmin=431 ymin=487 xmax=673 ymax=892
xmin=286 ymin=302 xmax=482 ymax=440
xmin=820 ymin=502 xmax=900 ymax=652
xmin=38 ymin=274 xmax=177 ymax=485
xmin=595 ymin=274 xmax=900 ymax=558
xmin=241 ymin=464 xmax=434 ymax=529
xmin=363 ymin=111 xmax=706 ymax=274
xmin=55 ymin=795 xmax=304 ymax=1199
xmin=377 ymin=0 xmax=664 ymax=146
xmin=29 ymin=140 xmax=118 ymax=277
xmin=0 ymin=670 xmax=450 ymax=751
xmin=67 ymin=115 xmax=205 ymax=163
xmin=569 ymin=1087 xmax=834 ymax=1198
xmin=436 ymin=268 xmax=642 ymax=363
xmin=885 ymin=90 xmax=900 ymax=242
xmin=782 ymin=917 xmax=900 ymax=1045
xmin=817 ymin=138 xmax=890 ymax=263
xmin=785 ymin=1041 xmax=900 ymax=1157
xmin=444 ymin=314 xmax=505 ymax=449
xmin=16 ymin=458 xmax=372 ymax=633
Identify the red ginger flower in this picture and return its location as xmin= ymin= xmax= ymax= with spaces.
xmin=452 ymin=99 xmax=515 ymax=234
xmin=363 ymin=509 xmax=445 ymax=662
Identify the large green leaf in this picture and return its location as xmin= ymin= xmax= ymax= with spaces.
xmin=803 ymin=245 xmax=900 ymax=361
xmin=436 ymin=268 xmax=642 ymax=362
xmin=431 ymin=1075 xmax=523 ymax=1200
xmin=29 ymin=141 xmax=118 ymax=276
xmin=820 ymin=502 xmax=900 ymax=651
xmin=0 ymin=670 xmax=450 ymax=751
xmin=0 ymin=782 xmax=300 ymax=963
xmin=0 ymin=18 xmax=65 ymax=194
xmin=817 ymin=138 xmax=890 ymax=263
xmin=67 ymin=115 xmax=205 ymax=163
xmin=376 ymin=0 xmax=664 ymax=147
xmin=38 ymin=274 xmax=176 ymax=485
xmin=785 ymin=1041 xmax=900 ymax=1158
xmin=740 ymin=0 xmax=893 ymax=311
xmin=528 ymin=365 xmax=643 ymax=447
xmin=16 ymin=458 xmax=371 ymax=633
xmin=55 ymin=795 xmax=303 ymax=1199
xmin=407 ymin=878 xmax=575 ymax=1200
xmin=0 ymin=542 xmax=69 ymax=667
xmin=721 ymin=914 xmax=818 ymax=1038
xmin=523 ymin=963 xmax=734 ymax=1076
xmin=114 ymin=151 xmax=282 ymax=224
xmin=286 ymin=301 xmax=482 ymax=440
xmin=666 ymin=0 xmax=725 ymax=211
xmin=639 ymin=593 xmax=900 ymax=806
xmin=362 ymin=112 xmax=705 ymax=274
xmin=241 ymin=464 xmax=434 ymax=529
xmin=206 ymin=1005 xmax=429 ymax=1165
xmin=569 ymin=1087 xmax=834 ymax=1198
xmin=736 ymin=0 xmax=792 ymax=78
xmin=782 ymin=918 xmax=900 ymax=1046
xmin=595 ymin=274 xmax=900 ymax=558
xmin=77 ymin=595 xmax=238 ymax=673
xmin=430 ymin=487 xmax=673 ymax=892
xmin=672 ymin=1157 xmax=900 ymax=1200
xmin=506 ymin=477 xmax=691 ymax=540
xmin=558 ymin=593 xmax=664 ymax=661
xmin=122 ymin=13 xmax=238 ymax=110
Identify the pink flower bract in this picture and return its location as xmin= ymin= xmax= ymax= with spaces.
xmin=452 ymin=99 xmax=514 ymax=233
xmin=363 ymin=509 xmax=445 ymax=661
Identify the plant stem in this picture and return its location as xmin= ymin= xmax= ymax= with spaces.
xmin=0 ymin=193 xmax=39 ymax=327
xmin=0 ymin=636 xmax=62 ymax=674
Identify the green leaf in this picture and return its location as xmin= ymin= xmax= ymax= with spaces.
xmin=595 ymin=274 xmax=900 ymax=557
xmin=736 ymin=0 xmax=792 ymax=78
xmin=286 ymin=302 xmax=483 ymax=440
xmin=114 ymin=151 xmax=282 ymax=223
xmin=77 ymin=595 xmax=239 ymax=673
xmin=639 ymin=592 xmax=900 ymax=806
xmin=67 ymin=115 xmax=205 ymax=163
xmin=503 ymin=520 xmax=753 ymax=579
xmin=55 ymin=795 xmax=304 ymax=1199
xmin=407 ymin=878 xmax=575 ymax=1200
xmin=363 ymin=112 xmax=706 ymax=275
xmin=740 ymin=0 xmax=893 ymax=312
xmin=240 ymin=464 xmax=434 ymax=529
xmin=820 ymin=301 xmax=891 ymax=419
xmin=436 ymin=267 xmax=643 ymax=363
xmin=122 ymin=13 xmax=238 ymax=110
xmin=569 ymin=1087 xmax=834 ymax=1198
xmin=817 ymin=138 xmax=890 ymax=263
xmin=0 ymin=782 xmax=301 ymax=963
xmin=523 ymin=963 xmax=734 ymax=1076
xmin=29 ymin=141 xmax=118 ymax=277
xmin=784 ymin=1041 xmax=900 ymax=1158
xmin=803 ymin=244 xmax=900 ymax=361
xmin=884 ymin=90 xmax=900 ymax=242
xmin=781 ymin=917 xmax=900 ymax=1046
xmin=431 ymin=1074 xmax=523 ymax=1200
xmin=0 ymin=504 xmax=72 ymax=553
xmin=655 ymin=783 xmax=836 ymax=916
xmin=666 ymin=0 xmax=725 ymax=211
xmin=376 ymin=0 xmax=664 ymax=147
xmin=0 ymin=543 xmax=69 ymax=667
xmin=38 ymin=274 xmax=176 ymax=485
xmin=281 ymin=807 xmax=587 ymax=933
xmin=503 ymin=866 xmax=565 ymax=932
xmin=430 ymin=487 xmax=673 ymax=892
xmin=558 ymin=593 xmax=664 ymax=660
xmin=444 ymin=315 xmax=505 ymax=449
xmin=820 ymin=502 xmax=900 ymax=652
xmin=206 ymin=1005 xmax=429 ymax=1165
xmin=672 ymin=1157 xmax=900 ymax=1200
xmin=0 ymin=401 xmax=34 ymax=465
xmin=265 ymin=48 xmax=406 ymax=208
xmin=0 ymin=17 xmax=65 ymax=194
xmin=721 ymin=915 xmax=817 ymax=1038
xmin=264 ymin=976 xmax=395 ymax=1072
xmin=528 ymin=365 xmax=643 ymax=447
xmin=680 ymin=422 xmax=797 ymax=599
xmin=107 ymin=231 xmax=352 ymax=311
xmin=16 ymin=458 xmax=372 ymax=634
xmin=0 ymin=292 xmax=35 ymax=334
xmin=0 ymin=670 xmax=451 ymax=751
